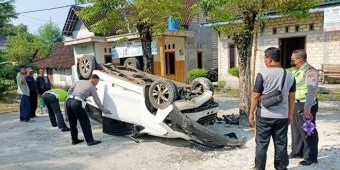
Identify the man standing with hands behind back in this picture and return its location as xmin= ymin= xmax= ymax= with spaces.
xmin=289 ymin=49 xmax=319 ymax=166
xmin=16 ymin=65 xmax=31 ymax=122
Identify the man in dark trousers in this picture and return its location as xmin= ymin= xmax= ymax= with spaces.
xmin=66 ymin=74 xmax=107 ymax=146
xmin=289 ymin=49 xmax=319 ymax=166
xmin=26 ymin=67 xmax=38 ymax=118
xmin=16 ymin=65 xmax=31 ymax=122
xmin=249 ymin=47 xmax=296 ymax=170
xmin=36 ymin=68 xmax=51 ymax=114
xmin=42 ymin=88 xmax=70 ymax=132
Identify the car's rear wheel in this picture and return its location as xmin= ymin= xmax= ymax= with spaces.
xmin=148 ymin=79 xmax=178 ymax=109
xmin=190 ymin=77 xmax=214 ymax=94
xmin=79 ymin=55 xmax=96 ymax=79
xmin=124 ymin=57 xmax=141 ymax=70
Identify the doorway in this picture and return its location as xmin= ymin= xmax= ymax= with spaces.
xmin=279 ymin=37 xmax=305 ymax=68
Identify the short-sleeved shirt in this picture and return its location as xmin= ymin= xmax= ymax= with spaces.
xmin=16 ymin=73 xmax=30 ymax=96
xmin=253 ymin=67 xmax=296 ymax=119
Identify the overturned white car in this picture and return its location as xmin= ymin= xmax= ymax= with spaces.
xmin=74 ymin=55 xmax=245 ymax=148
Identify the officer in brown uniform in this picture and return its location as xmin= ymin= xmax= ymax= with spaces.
xmin=66 ymin=74 xmax=107 ymax=146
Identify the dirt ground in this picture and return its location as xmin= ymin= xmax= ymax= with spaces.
xmin=0 ymin=94 xmax=340 ymax=170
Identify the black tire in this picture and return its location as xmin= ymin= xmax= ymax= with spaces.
xmin=124 ymin=57 xmax=141 ymax=70
xmin=148 ymin=79 xmax=178 ymax=109
xmin=190 ymin=77 xmax=214 ymax=94
xmin=79 ymin=55 xmax=96 ymax=79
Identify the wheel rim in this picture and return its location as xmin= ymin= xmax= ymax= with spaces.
xmin=152 ymin=84 xmax=170 ymax=105
xmin=80 ymin=58 xmax=90 ymax=74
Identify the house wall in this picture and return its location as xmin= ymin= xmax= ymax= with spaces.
xmin=73 ymin=43 xmax=95 ymax=64
xmin=72 ymin=20 xmax=94 ymax=39
xmin=218 ymin=12 xmax=340 ymax=88
xmin=51 ymin=68 xmax=73 ymax=89
xmin=153 ymin=36 xmax=186 ymax=82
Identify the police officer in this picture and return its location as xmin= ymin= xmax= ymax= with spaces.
xmin=66 ymin=74 xmax=107 ymax=146
xmin=289 ymin=49 xmax=319 ymax=166
xmin=42 ymin=88 xmax=70 ymax=132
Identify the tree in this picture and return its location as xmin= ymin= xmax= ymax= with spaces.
xmin=36 ymin=22 xmax=63 ymax=53
xmin=0 ymin=0 xmax=16 ymax=27
xmin=76 ymin=0 xmax=187 ymax=73
xmin=199 ymin=0 xmax=320 ymax=125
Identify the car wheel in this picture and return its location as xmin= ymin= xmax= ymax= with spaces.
xmin=79 ymin=55 xmax=96 ymax=79
xmin=124 ymin=57 xmax=141 ymax=70
xmin=190 ymin=77 xmax=214 ymax=94
xmin=148 ymin=79 xmax=178 ymax=109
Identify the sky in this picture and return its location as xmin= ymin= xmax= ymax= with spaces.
xmin=11 ymin=0 xmax=76 ymax=34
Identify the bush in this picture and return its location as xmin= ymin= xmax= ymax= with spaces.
xmin=187 ymin=68 xmax=208 ymax=81
xmin=215 ymin=81 xmax=226 ymax=92
xmin=228 ymin=67 xmax=239 ymax=78
xmin=0 ymin=63 xmax=17 ymax=94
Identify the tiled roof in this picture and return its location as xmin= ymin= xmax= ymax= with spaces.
xmin=180 ymin=0 xmax=198 ymax=28
xmin=35 ymin=42 xmax=74 ymax=68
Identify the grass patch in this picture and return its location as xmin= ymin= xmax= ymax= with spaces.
xmin=0 ymin=90 xmax=19 ymax=113
xmin=317 ymin=88 xmax=340 ymax=101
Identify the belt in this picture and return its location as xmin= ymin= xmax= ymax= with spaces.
xmin=68 ymin=95 xmax=86 ymax=102
xmin=42 ymin=91 xmax=59 ymax=99
xmin=296 ymin=99 xmax=306 ymax=103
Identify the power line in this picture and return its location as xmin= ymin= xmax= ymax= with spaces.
xmin=15 ymin=4 xmax=75 ymax=15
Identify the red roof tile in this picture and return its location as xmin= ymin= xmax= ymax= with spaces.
xmin=35 ymin=42 xmax=74 ymax=68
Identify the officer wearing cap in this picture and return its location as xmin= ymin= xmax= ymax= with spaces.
xmin=289 ymin=49 xmax=319 ymax=166
xmin=66 ymin=74 xmax=107 ymax=146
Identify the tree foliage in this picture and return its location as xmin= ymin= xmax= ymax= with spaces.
xmin=76 ymin=0 xmax=187 ymax=73
xmin=199 ymin=0 xmax=320 ymax=125
xmin=36 ymin=22 xmax=63 ymax=53
xmin=0 ymin=0 xmax=16 ymax=27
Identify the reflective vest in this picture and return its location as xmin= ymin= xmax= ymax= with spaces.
xmin=292 ymin=63 xmax=316 ymax=100
xmin=49 ymin=88 xmax=68 ymax=102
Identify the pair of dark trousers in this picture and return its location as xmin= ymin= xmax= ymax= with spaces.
xmin=255 ymin=113 xmax=289 ymax=170
xmin=291 ymin=102 xmax=318 ymax=162
xmin=29 ymin=93 xmax=37 ymax=118
xmin=20 ymin=95 xmax=31 ymax=121
xmin=42 ymin=93 xmax=68 ymax=129
xmin=65 ymin=98 xmax=94 ymax=142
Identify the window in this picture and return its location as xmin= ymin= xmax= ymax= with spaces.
xmin=197 ymin=52 xmax=202 ymax=69
xmin=273 ymin=27 xmax=277 ymax=34
xmin=295 ymin=25 xmax=299 ymax=32
xmin=165 ymin=52 xmax=175 ymax=75
xmin=173 ymin=44 xmax=175 ymax=49
xmin=309 ymin=23 xmax=314 ymax=31
xmin=285 ymin=26 xmax=289 ymax=33
xmin=105 ymin=55 xmax=112 ymax=63
xmin=109 ymin=47 xmax=112 ymax=53
xmin=104 ymin=48 xmax=107 ymax=53
xmin=229 ymin=44 xmax=236 ymax=68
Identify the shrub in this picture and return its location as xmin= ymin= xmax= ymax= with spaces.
xmin=215 ymin=81 xmax=226 ymax=92
xmin=228 ymin=67 xmax=239 ymax=78
xmin=187 ymin=68 xmax=208 ymax=81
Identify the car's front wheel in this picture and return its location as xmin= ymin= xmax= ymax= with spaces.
xmin=148 ymin=79 xmax=178 ymax=109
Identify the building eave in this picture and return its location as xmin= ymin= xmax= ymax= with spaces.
xmin=63 ymin=36 xmax=106 ymax=46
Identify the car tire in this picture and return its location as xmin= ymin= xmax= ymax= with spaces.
xmin=190 ymin=77 xmax=214 ymax=94
xmin=79 ymin=55 xmax=96 ymax=79
xmin=148 ymin=79 xmax=178 ymax=109
xmin=124 ymin=57 xmax=141 ymax=70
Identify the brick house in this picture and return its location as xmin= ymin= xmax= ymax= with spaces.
xmin=218 ymin=1 xmax=340 ymax=87
xmin=62 ymin=3 xmax=216 ymax=83
xmin=35 ymin=42 xmax=75 ymax=88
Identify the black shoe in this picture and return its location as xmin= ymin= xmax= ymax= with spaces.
xmin=72 ymin=139 xmax=84 ymax=145
xmin=299 ymin=160 xmax=318 ymax=166
xmin=87 ymin=140 xmax=101 ymax=146
xmin=289 ymin=153 xmax=303 ymax=159
xmin=61 ymin=127 xmax=70 ymax=132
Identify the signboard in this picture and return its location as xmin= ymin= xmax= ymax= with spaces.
xmin=324 ymin=6 xmax=340 ymax=32
xmin=112 ymin=41 xmax=157 ymax=59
